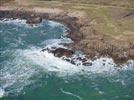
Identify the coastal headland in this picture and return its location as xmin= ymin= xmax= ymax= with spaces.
xmin=0 ymin=0 xmax=134 ymax=64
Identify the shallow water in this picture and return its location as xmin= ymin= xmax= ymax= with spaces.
xmin=0 ymin=19 xmax=134 ymax=100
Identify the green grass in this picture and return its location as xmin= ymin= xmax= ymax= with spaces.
xmin=39 ymin=0 xmax=134 ymax=8
xmin=1 ymin=0 xmax=134 ymax=39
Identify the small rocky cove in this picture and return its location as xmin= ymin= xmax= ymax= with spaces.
xmin=17 ymin=11 xmax=134 ymax=67
xmin=0 ymin=10 xmax=134 ymax=64
xmin=0 ymin=11 xmax=107 ymax=67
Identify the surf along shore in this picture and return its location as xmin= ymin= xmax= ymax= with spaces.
xmin=0 ymin=1 xmax=134 ymax=65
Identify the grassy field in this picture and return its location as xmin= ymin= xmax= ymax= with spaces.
xmin=1 ymin=0 xmax=134 ymax=40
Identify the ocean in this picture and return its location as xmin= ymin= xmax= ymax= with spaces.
xmin=0 ymin=19 xmax=134 ymax=100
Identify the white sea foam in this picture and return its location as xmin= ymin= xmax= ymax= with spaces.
xmin=0 ymin=50 xmax=39 ymax=97
xmin=48 ymin=20 xmax=63 ymax=27
xmin=1 ymin=47 xmax=133 ymax=98
xmin=41 ymin=37 xmax=73 ymax=49
xmin=84 ymin=58 xmax=117 ymax=74
xmin=21 ymin=47 xmax=134 ymax=75
xmin=22 ymin=48 xmax=80 ymax=76
xmin=120 ymin=60 xmax=134 ymax=70
xmin=0 ymin=18 xmax=40 ymax=28
xmin=0 ymin=88 xmax=5 ymax=98
xmin=0 ymin=19 xmax=27 ymax=25
xmin=0 ymin=19 xmax=69 ymax=30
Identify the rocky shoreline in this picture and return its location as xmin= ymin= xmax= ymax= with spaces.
xmin=0 ymin=9 xmax=134 ymax=65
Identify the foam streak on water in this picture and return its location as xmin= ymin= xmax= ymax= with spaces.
xmin=60 ymin=88 xmax=83 ymax=100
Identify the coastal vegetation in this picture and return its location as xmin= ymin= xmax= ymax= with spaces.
xmin=1 ymin=0 xmax=134 ymax=39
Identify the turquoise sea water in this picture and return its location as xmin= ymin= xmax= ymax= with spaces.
xmin=0 ymin=19 xmax=134 ymax=100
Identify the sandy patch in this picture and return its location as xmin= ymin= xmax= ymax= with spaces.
xmin=33 ymin=7 xmax=63 ymax=14
xmin=123 ymin=31 xmax=134 ymax=35
xmin=0 ymin=6 xmax=15 ymax=11
xmin=68 ymin=10 xmax=86 ymax=18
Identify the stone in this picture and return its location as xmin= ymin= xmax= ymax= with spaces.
xmin=51 ymin=48 xmax=74 ymax=57
xmin=76 ymin=57 xmax=87 ymax=62
xmin=71 ymin=60 xmax=76 ymax=65
xmin=83 ymin=62 xmax=93 ymax=66
xmin=26 ymin=17 xmax=42 ymax=24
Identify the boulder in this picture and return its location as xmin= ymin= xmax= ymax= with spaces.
xmin=42 ymin=47 xmax=74 ymax=58
xmin=76 ymin=57 xmax=88 ymax=63
xmin=26 ymin=17 xmax=42 ymax=24
xmin=83 ymin=62 xmax=93 ymax=66
xmin=51 ymin=48 xmax=74 ymax=57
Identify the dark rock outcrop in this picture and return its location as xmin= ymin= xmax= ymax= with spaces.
xmin=51 ymin=48 xmax=74 ymax=57
xmin=83 ymin=62 xmax=93 ymax=66
xmin=42 ymin=47 xmax=74 ymax=58
xmin=123 ymin=12 xmax=134 ymax=18
xmin=26 ymin=17 xmax=42 ymax=24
